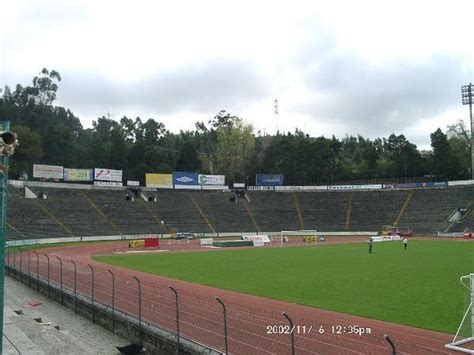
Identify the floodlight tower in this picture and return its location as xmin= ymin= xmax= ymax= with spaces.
xmin=274 ymin=98 xmax=279 ymax=134
xmin=462 ymin=83 xmax=474 ymax=178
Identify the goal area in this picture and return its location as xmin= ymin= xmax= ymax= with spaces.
xmin=445 ymin=273 xmax=474 ymax=353
xmin=277 ymin=230 xmax=318 ymax=247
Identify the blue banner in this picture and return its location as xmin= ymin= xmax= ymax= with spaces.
xmin=256 ymin=174 xmax=284 ymax=186
xmin=173 ymin=172 xmax=199 ymax=185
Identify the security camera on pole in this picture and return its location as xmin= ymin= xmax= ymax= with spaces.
xmin=0 ymin=120 xmax=19 ymax=354
xmin=461 ymin=83 xmax=474 ymax=178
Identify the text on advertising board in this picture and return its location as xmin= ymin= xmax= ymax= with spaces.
xmin=198 ymin=174 xmax=225 ymax=185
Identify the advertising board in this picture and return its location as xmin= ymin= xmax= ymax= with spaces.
xmin=145 ymin=173 xmax=173 ymax=187
xmin=173 ymin=172 xmax=198 ymax=185
xmin=33 ymin=164 xmax=64 ymax=180
xmin=94 ymin=168 xmax=123 ymax=182
xmin=64 ymin=168 xmax=92 ymax=181
xmin=256 ymin=174 xmax=284 ymax=186
xmin=198 ymin=174 xmax=225 ymax=185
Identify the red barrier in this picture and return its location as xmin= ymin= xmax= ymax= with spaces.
xmin=144 ymin=238 xmax=159 ymax=248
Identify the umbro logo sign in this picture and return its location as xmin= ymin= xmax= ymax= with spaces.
xmin=177 ymin=176 xmax=193 ymax=183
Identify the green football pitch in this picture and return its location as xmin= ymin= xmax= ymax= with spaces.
xmin=95 ymin=240 xmax=474 ymax=334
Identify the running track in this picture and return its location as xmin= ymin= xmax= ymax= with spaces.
xmin=8 ymin=239 xmax=457 ymax=354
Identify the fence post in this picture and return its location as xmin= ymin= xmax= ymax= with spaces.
xmin=5 ymin=245 xmax=9 ymax=274
xmin=13 ymin=246 xmax=16 ymax=271
xmin=132 ymin=276 xmax=142 ymax=344
xmin=55 ymin=256 xmax=63 ymax=304
xmin=33 ymin=251 xmax=39 ymax=291
xmin=87 ymin=264 xmax=95 ymax=323
xmin=71 ymin=260 xmax=77 ymax=313
xmin=43 ymin=254 xmax=50 ymax=297
xmin=169 ymin=286 xmax=180 ymax=354
xmin=215 ymin=297 xmax=228 ymax=355
xmin=27 ymin=250 xmax=31 ymax=287
xmin=283 ymin=312 xmax=295 ymax=355
xmin=19 ymin=247 xmax=22 ymax=282
xmin=107 ymin=269 xmax=115 ymax=333
xmin=384 ymin=334 xmax=397 ymax=355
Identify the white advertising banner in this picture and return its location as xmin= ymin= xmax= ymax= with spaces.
xmin=198 ymin=174 xmax=225 ymax=185
xmin=94 ymin=181 xmax=123 ymax=187
xmin=33 ymin=164 xmax=63 ymax=179
xmin=94 ymin=168 xmax=123 ymax=182
xmin=242 ymin=235 xmax=271 ymax=243
xmin=127 ymin=180 xmax=140 ymax=186
xmin=200 ymin=238 xmax=214 ymax=245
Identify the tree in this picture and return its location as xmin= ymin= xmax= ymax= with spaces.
xmin=176 ymin=141 xmax=200 ymax=171
xmin=215 ymin=115 xmax=255 ymax=182
xmin=9 ymin=126 xmax=44 ymax=178
xmin=32 ymin=68 xmax=62 ymax=106
xmin=430 ymin=128 xmax=451 ymax=179
xmin=447 ymin=120 xmax=470 ymax=178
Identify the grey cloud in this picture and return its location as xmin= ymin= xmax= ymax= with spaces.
xmin=57 ymin=61 xmax=269 ymax=117
xmin=298 ymin=53 xmax=467 ymax=137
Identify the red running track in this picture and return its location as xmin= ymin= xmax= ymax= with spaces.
xmin=8 ymin=240 xmax=458 ymax=355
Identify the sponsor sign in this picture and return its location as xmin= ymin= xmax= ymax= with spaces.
xmin=329 ymin=184 xmax=381 ymax=190
xmin=242 ymin=235 xmax=271 ymax=243
xmin=328 ymin=185 xmax=354 ymax=190
xmin=146 ymin=173 xmax=173 ymax=187
xmin=248 ymin=186 xmax=274 ymax=190
xmin=173 ymin=172 xmax=198 ymax=185
xmin=64 ymin=168 xmax=92 ymax=182
xmin=199 ymin=174 xmax=225 ymax=185
xmin=200 ymin=238 xmax=214 ymax=245
xmin=127 ymin=180 xmax=140 ymax=186
xmin=201 ymin=185 xmax=228 ymax=190
xmin=174 ymin=184 xmax=201 ymax=190
xmin=256 ymin=174 xmax=284 ymax=186
xmin=129 ymin=239 xmax=145 ymax=248
xmin=94 ymin=181 xmax=123 ymax=187
xmin=448 ymin=179 xmax=474 ymax=186
xmin=234 ymin=183 xmax=245 ymax=188
xmin=422 ymin=181 xmax=448 ymax=188
xmin=144 ymin=238 xmax=159 ymax=247
xmin=33 ymin=164 xmax=63 ymax=180
xmin=94 ymin=168 xmax=123 ymax=182
xmin=302 ymin=186 xmax=328 ymax=190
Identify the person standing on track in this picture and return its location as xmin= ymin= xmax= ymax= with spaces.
xmin=403 ymin=237 xmax=408 ymax=250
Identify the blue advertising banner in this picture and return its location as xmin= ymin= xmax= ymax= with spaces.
xmin=173 ymin=172 xmax=199 ymax=185
xmin=256 ymin=174 xmax=284 ymax=186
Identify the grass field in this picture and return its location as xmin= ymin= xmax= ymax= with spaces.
xmin=95 ymin=240 xmax=474 ymax=334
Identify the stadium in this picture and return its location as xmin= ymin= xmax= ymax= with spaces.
xmin=2 ymin=3 xmax=474 ymax=354
xmin=1 ymin=166 xmax=474 ymax=354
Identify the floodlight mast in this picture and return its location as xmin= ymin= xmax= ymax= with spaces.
xmin=462 ymin=83 xmax=474 ymax=178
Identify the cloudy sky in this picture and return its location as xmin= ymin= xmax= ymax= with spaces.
xmin=1 ymin=0 xmax=473 ymax=149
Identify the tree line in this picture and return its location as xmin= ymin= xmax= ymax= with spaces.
xmin=0 ymin=69 xmax=470 ymax=185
